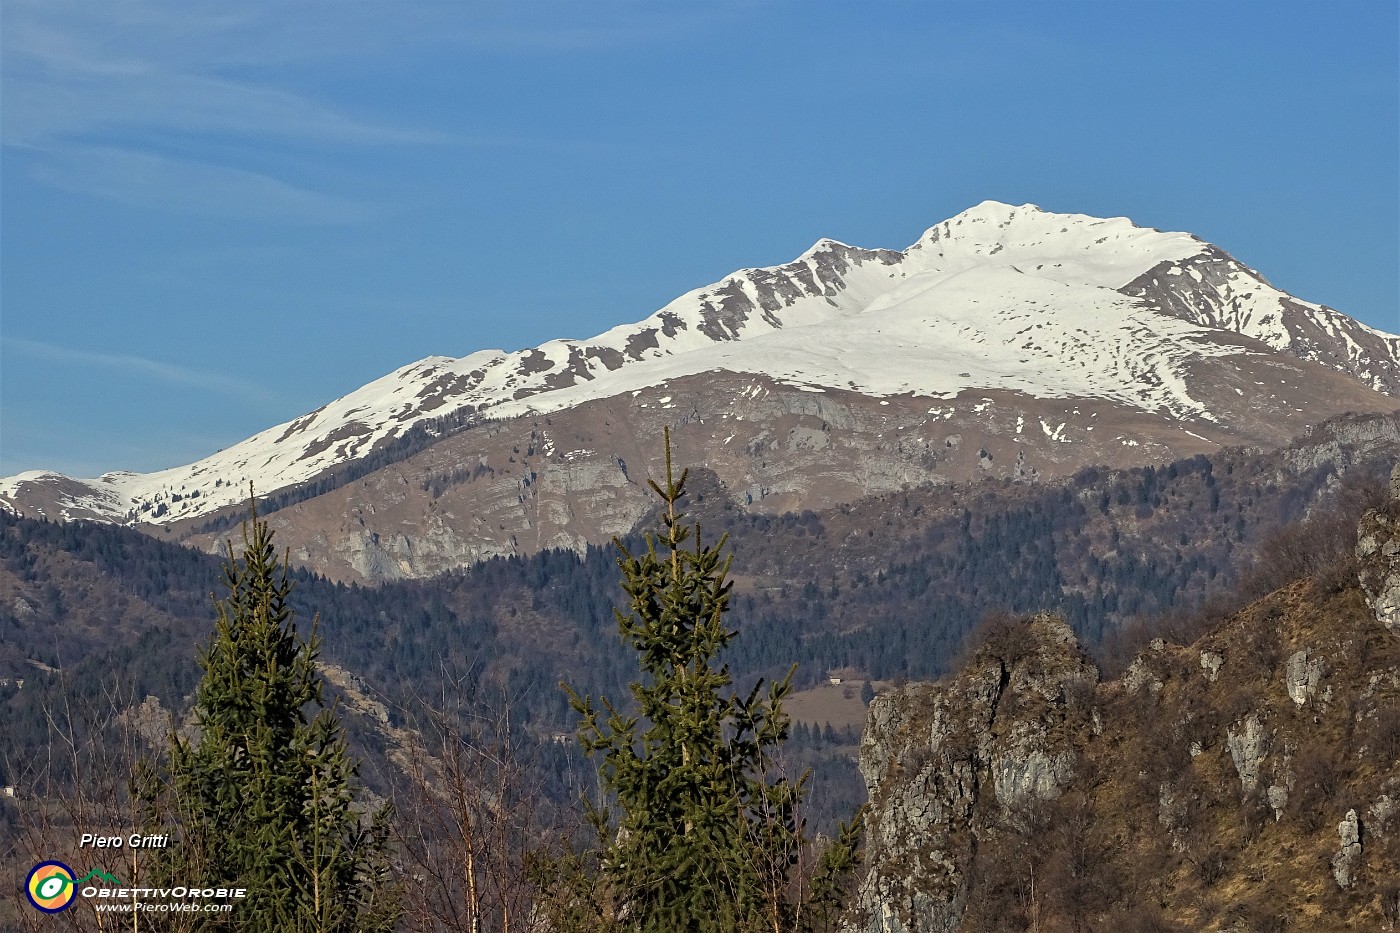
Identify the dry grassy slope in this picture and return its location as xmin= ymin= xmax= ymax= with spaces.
xmin=855 ymin=560 xmax=1400 ymax=931
xmin=1098 ymin=576 xmax=1400 ymax=929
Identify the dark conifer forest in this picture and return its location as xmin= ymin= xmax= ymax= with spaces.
xmin=2 ymin=430 xmax=1392 ymax=747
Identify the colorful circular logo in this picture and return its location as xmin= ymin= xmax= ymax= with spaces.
xmin=26 ymin=861 xmax=77 ymax=913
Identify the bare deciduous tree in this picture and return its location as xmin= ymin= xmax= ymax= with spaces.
xmin=390 ymin=672 xmax=554 ymax=933
xmin=1 ymin=669 xmax=175 ymax=931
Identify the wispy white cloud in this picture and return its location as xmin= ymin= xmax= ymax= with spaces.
xmin=3 ymin=51 xmax=447 ymax=149
xmin=4 ymin=337 xmax=277 ymax=403
xmin=0 ymin=2 xmax=448 ymax=221
xmin=10 ymin=77 xmax=442 ymax=152
xmin=0 ymin=1 xmax=743 ymax=219
xmin=415 ymin=10 xmax=745 ymax=55
xmin=5 ymin=2 xmax=743 ymax=63
xmin=25 ymin=146 xmax=370 ymax=223
xmin=1 ymin=2 xmax=741 ymax=144
xmin=1 ymin=2 xmax=446 ymax=148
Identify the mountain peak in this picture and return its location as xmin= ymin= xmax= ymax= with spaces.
xmin=905 ymin=201 xmax=1204 ymax=293
xmin=3 ymin=202 xmax=1395 ymax=528
xmin=795 ymin=237 xmax=859 ymax=261
xmin=960 ymin=198 xmax=1037 ymax=217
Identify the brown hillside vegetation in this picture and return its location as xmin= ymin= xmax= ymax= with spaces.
xmin=853 ymin=476 xmax=1400 ymax=931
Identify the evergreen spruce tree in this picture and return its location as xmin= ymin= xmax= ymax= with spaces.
xmin=860 ymin=681 xmax=875 ymax=706
xmin=556 ymin=431 xmax=861 ymax=933
xmin=137 ymin=499 xmax=396 ymax=931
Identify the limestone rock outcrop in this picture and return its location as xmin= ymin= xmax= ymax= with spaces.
xmin=851 ymin=615 xmax=1096 ymax=933
xmin=1330 ymin=809 xmax=1362 ymax=889
xmin=1225 ymin=712 xmax=1270 ymax=794
xmin=1284 ymin=649 xmax=1324 ymax=706
xmin=849 ymin=474 xmax=1400 ymax=929
xmin=1356 ymin=462 xmax=1400 ymax=635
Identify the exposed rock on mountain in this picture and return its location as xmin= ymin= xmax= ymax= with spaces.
xmin=850 ymin=473 xmax=1400 ymax=932
xmin=4 ymin=203 xmax=1397 ymax=570
xmin=855 ymin=614 xmax=1097 ymax=932
xmin=1121 ymin=244 xmax=1400 ymax=396
xmin=1357 ymin=463 xmax=1400 ymax=635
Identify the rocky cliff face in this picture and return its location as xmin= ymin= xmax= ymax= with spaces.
xmin=855 ymin=615 xmax=1097 ymax=932
xmin=851 ymin=476 xmax=1400 ymax=931
xmin=1357 ymin=464 xmax=1400 ymax=636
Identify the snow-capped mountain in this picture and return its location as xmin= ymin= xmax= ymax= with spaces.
xmin=3 ymin=201 xmax=1397 ymax=535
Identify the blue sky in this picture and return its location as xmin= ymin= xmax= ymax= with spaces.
xmin=2 ymin=1 xmax=1397 ymax=478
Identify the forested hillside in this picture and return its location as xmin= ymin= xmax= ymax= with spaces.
xmin=3 ymin=413 xmax=1396 ymax=743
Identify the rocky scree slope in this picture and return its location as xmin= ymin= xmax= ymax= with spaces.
xmin=3 ymin=202 xmax=1396 ymax=548
xmin=850 ymin=467 xmax=1400 ymax=932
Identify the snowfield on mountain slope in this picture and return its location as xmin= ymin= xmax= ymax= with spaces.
xmin=902 ymin=201 xmax=1205 ymax=289
xmin=479 ymin=265 xmax=1248 ymax=424
xmin=2 ymin=200 xmax=1395 ymax=525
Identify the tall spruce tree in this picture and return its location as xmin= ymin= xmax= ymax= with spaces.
xmin=137 ymin=500 xmax=396 ymax=931
xmin=556 ymin=432 xmax=860 ymax=933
